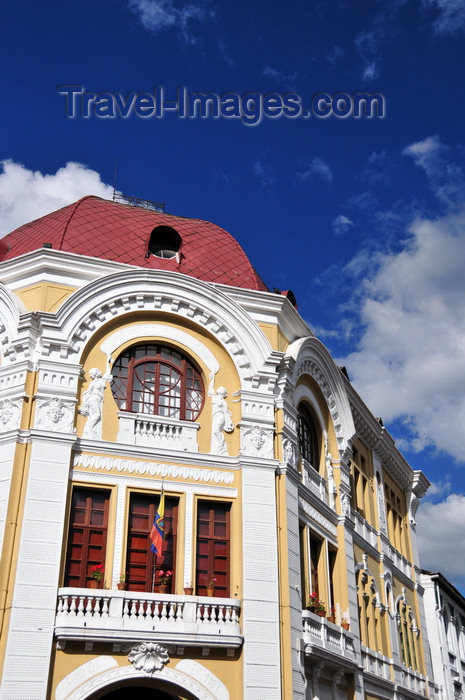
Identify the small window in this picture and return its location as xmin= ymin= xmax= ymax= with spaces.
xmin=148 ymin=225 xmax=182 ymax=259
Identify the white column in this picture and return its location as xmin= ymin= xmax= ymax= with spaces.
xmin=0 ymin=434 xmax=74 ymax=700
xmin=241 ymin=458 xmax=282 ymax=700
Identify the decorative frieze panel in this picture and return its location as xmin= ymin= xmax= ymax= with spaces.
xmin=240 ymin=425 xmax=274 ymax=459
xmin=0 ymin=363 xmax=28 ymax=398
xmin=72 ymin=453 xmax=235 ymax=485
xmin=299 ymin=497 xmax=337 ymax=538
xmin=0 ymin=398 xmax=21 ymax=433
xmin=36 ymin=360 xmax=81 ymax=396
xmin=35 ymin=397 xmax=75 ymax=433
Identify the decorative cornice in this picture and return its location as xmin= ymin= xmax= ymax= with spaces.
xmin=299 ymin=497 xmax=338 ymax=538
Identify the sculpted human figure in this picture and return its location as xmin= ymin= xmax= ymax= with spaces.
xmin=208 ymin=372 xmax=234 ymax=455
xmin=79 ymin=361 xmax=113 ymax=440
xmin=37 ymin=397 xmax=73 ymax=432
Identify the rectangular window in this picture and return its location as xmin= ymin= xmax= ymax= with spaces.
xmin=64 ymin=487 xmax=110 ymax=587
xmin=126 ymin=492 xmax=178 ymax=592
xmin=309 ymin=533 xmax=322 ymax=597
xmin=196 ymin=500 xmax=230 ymax=597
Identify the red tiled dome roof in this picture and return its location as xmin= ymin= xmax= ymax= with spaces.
xmin=0 ymin=196 xmax=268 ymax=291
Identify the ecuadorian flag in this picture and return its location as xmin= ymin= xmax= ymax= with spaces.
xmin=150 ymin=491 xmax=165 ymax=555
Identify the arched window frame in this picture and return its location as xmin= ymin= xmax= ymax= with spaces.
xmin=297 ymin=401 xmax=321 ymax=471
xmin=111 ymin=343 xmax=205 ymax=421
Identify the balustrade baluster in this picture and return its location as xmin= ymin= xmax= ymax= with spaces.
xmin=101 ymin=596 xmax=109 ymax=617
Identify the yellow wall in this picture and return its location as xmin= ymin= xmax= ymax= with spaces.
xmin=16 ymin=282 xmax=77 ymax=312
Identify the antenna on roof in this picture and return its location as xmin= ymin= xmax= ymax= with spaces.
xmin=113 ymin=155 xmax=118 ymax=198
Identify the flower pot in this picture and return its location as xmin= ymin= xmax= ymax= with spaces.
xmin=206 ymin=587 xmax=215 ymax=597
xmin=316 ymin=611 xmax=326 ymax=617
xmin=341 ymin=622 xmax=350 ymax=630
xmin=89 ymin=579 xmax=100 ymax=589
xmin=158 ymin=584 xmax=169 ymax=594
xmin=184 ymin=587 xmax=194 ymax=595
xmin=117 ymin=583 xmax=126 ymax=591
xmin=328 ymin=616 xmax=336 ymax=623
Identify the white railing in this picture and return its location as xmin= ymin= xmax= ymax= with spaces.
xmin=353 ymin=512 xmax=378 ymax=548
xmin=301 ymin=459 xmax=327 ymax=503
xmin=379 ymin=537 xmax=413 ymax=578
xmin=117 ymin=412 xmax=199 ymax=451
xmin=302 ymin=611 xmax=356 ymax=661
xmin=361 ymin=646 xmax=392 ymax=681
xmin=362 ymin=647 xmax=430 ymax=696
xmin=55 ymin=589 xmax=241 ymax=647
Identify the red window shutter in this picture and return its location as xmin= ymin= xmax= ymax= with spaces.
xmin=196 ymin=501 xmax=230 ymax=597
xmin=126 ymin=493 xmax=178 ymax=592
xmin=64 ymin=488 xmax=110 ymax=588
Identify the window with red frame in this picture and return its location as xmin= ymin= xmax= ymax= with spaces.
xmin=196 ymin=501 xmax=230 ymax=597
xmin=111 ymin=344 xmax=204 ymax=421
xmin=125 ymin=492 xmax=178 ymax=592
xmin=64 ymin=487 xmax=110 ymax=588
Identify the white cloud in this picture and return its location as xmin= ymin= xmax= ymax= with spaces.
xmin=403 ymin=135 xmax=465 ymax=208
xmin=128 ymin=0 xmax=213 ymax=42
xmin=296 ymin=158 xmax=333 ymax=186
xmin=422 ymin=0 xmax=465 ymax=35
xmin=417 ymin=494 xmax=465 ymax=590
xmin=0 ymin=160 xmax=114 ymax=237
xmin=341 ymin=204 xmax=465 ymax=462
xmin=333 ymin=214 xmax=354 ymax=236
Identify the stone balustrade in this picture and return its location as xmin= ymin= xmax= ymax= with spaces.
xmin=116 ymin=411 xmax=200 ymax=451
xmin=55 ymin=588 xmax=242 ymax=650
xmin=302 ymin=611 xmax=356 ymax=662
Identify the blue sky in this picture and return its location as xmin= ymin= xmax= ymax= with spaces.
xmin=1 ymin=0 xmax=465 ymax=592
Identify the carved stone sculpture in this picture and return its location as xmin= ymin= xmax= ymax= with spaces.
xmin=241 ymin=425 xmax=273 ymax=458
xmin=282 ymin=437 xmax=296 ymax=467
xmin=208 ymin=372 xmax=234 ymax=455
xmin=79 ymin=361 xmax=113 ymax=440
xmin=36 ymin=397 xmax=74 ymax=432
xmin=0 ymin=398 xmax=19 ymax=432
xmin=128 ymin=642 xmax=169 ymax=674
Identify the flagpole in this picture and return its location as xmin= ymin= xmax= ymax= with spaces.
xmin=149 ymin=479 xmax=164 ymax=593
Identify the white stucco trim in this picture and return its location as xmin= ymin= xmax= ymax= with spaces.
xmin=100 ymin=323 xmax=220 ymax=374
xmin=58 ymin=656 xmax=229 ymax=700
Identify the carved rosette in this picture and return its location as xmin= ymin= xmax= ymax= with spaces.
xmin=128 ymin=642 xmax=169 ymax=674
xmin=240 ymin=425 xmax=274 ymax=458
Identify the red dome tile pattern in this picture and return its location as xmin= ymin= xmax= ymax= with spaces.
xmin=0 ymin=196 xmax=268 ymax=291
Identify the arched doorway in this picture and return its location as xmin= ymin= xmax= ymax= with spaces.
xmin=95 ymin=684 xmax=183 ymax=700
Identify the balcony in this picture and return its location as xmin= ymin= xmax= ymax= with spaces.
xmin=302 ymin=611 xmax=357 ymax=667
xmin=117 ymin=411 xmax=200 ymax=451
xmin=55 ymin=588 xmax=242 ymax=653
xmin=301 ymin=459 xmax=328 ymax=503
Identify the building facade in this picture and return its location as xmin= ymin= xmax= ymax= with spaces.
xmin=0 ymin=195 xmax=439 ymax=699
xmin=421 ymin=571 xmax=465 ymax=700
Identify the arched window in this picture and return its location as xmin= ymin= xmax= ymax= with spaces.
xmin=298 ymin=403 xmax=320 ymax=469
xmin=397 ymin=598 xmax=419 ymax=669
xmin=111 ymin=344 xmax=204 ymax=421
